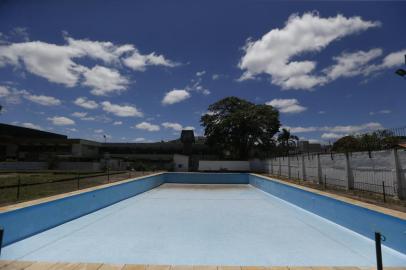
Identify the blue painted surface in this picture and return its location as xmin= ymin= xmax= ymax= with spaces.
xmin=0 ymin=174 xmax=164 ymax=246
xmin=2 ymin=183 xmax=406 ymax=266
xmin=164 ymin=172 xmax=249 ymax=184
xmin=249 ymin=174 xmax=406 ymax=255
xmin=1 ymin=172 xmax=405 ymax=261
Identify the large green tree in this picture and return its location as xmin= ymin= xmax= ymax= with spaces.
xmin=200 ymin=96 xmax=280 ymax=159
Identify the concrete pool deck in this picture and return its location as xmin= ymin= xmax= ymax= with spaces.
xmin=0 ymin=262 xmax=405 ymax=270
xmin=1 ymin=184 xmax=406 ymax=266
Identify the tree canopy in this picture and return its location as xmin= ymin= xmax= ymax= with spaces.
xmin=200 ymin=96 xmax=280 ymax=159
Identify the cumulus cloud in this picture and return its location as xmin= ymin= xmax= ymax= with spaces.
xmin=71 ymin=111 xmax=97 ymax=121
xmin=21 ymin=122 xmax=42 ymax=130
xmin=0 ymin=41 xmax=85 ymax=87
xmin=47 ymin=116 xmax=75 ymax=126
xmin=23 ymin=93 xmax=61 ymax=106
xmin=72 ymin=112 xmax=88 ymax=118
xmin=113 ymin=121 xmax=123 ymax=125
xmin=133 ymin=137 xmax=146 ymax=142
xmin=135 ymin=121 xmax=160 ymax=132
xmin=196 ymin=70 xmax=206 ymax=77
xmin=123 ymin=50 xmax=178 ymax=71
xmin=324 ymin=48 xmax=383 ymax=80
xmin=82 ymin=65 xmax=129 ymax=96
xmin=0 ymin=35 xmax=177 ymax=94
xmin=285 ymin=122 xmax=383 ymax=134
xmin=162 ymin=89 xmax=191 ymax=105
xmin=369 ymin=110 xmax=391 ymax=115
xmin=321 ymin=133 xmax=343 ymax=139
xmin=363 ymin=49 xmax=406 ymax=75
xmin=74 ymin=97 xmax=99 ymax=109
xmin=238 ymin=12 xmax=380 ymax=90
xmin=0 ymin=85 xmax=10 ymax=97
xmin=266 ymin=98 xmax=307 ymax=114
xmin=161 ymin=122 xmax=183 ymax=131
xmin=101 ymin=101 xmax=143 ymax=117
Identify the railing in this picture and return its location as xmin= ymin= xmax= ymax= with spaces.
xmin=0 ymin=170 xmax=157 ymax=206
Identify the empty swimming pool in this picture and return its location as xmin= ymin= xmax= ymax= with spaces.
xmin=1 ymin=173 xmax=406 ymax=266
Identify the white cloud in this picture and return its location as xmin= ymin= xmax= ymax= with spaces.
xmin=184 ymin=126 xmax=195 ymax=130
xmin=0 ymin=35 xmax=177 ymax=93
xmin=324 ymin=48 xmax=382 ymax=80
xmin=21 ymin=122 xmax=42 ymax=130
xmin=364 ymin=49 xmax=406 ymax=74
xmin=101 ymin=101 xmax=143 ymax=117
xmin=71 ymin=112 xmax=88 ymax=118
xmin=23 ymin=93 xmax=61 ymax=106
xmin=71 ymin=111 xmax=98 ymax=121
xmin=94 ymin=129 xmax=104 ymax=134
xmin=238 ymin=12 xmax=380 ymax=90
xmin=113 ymin=121 xmax=123 ymax=125
xmin=135 ymin=121 xmax=160 ymax=132
xmin=123 ymin=50 xmax=178 ymax=71
xmin=74 ymin=97 xmax=99 ymax=109
xmin=321 ymin=133 xmax=343 ymax=139
xmin=65 ymin=36 xmax=133 ymax=64
xmin=162 ymin=89 xmax=191 ymax=105
xmin=47 ymin=116 xmax=75 ymax=126
xmin=266 ymin=98 xmax=307 ymax=114
xmin=196 ymin=70 xmax=206 ymax=76
xmin=321 ymin=122 xmax=383 ymax=133
xmin=82 ymin=66 xmax=129 ymax=96
xmin=187 ymin=77 xmax=210 ymax=95
xmin=133 ymin=137 xmax=146 ymax=142
xmin=369 ymin=110 xmax=391 ymax=115
xmin=284 ymin=126 xmax=318 ymax=133
xmin=285 ymin=122 xmax=383 ymax=134
xmin=162 ymin=122 xmax=183 ymax=131
xmin=0 ymin=41 xmax=86 ymax=87
xmin=0 ymin=85 xmax=10 ymax=97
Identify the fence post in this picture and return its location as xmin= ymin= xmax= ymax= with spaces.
xmin=77 ymin=173 xmax=80 ymax=190
xmin=317 ymin=153 xmax=323 ymax=185
xmin=375 ymin=232 xmax=383 ymax=270
xmin=287 ymin=156 xmax=291 ymax=179
xmin=344 ymin=152 xmax=354 ymax=190
xmin=0 ymin=226 xmax=3 ymax=255
xmin=301 ymin=154 xmax=306 ymax=181
xmin=392 ymin=148 xmax=406 ymax=200
xmin=16 ymin=174 xmax=21 ymax=201
xmin=278 ymin=157 xmax=282 ymax=176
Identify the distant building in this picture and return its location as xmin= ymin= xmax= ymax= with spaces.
xmin=0 ymin=123 xmax=214 ymax=170
xmin=297 ymin=140 xmax=322 ymax=153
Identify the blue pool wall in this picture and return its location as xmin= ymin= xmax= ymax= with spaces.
xmin=0 ymin=173 xmax=165 ymax=246
xmin=249 ymin=174 xmax=406 ymax=255
xmin=1 ymin=172 xmax=405 ymax=255
xmin=165 ymin=172 xmax=249 ymax=184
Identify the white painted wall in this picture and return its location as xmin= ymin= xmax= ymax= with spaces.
xmin=173 ymin=154 xmax=189 ymax=172
xmin=198 ymin=160 xmax=250 ymax=171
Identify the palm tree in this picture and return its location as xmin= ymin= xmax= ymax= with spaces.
xmin=277 ymin=128 xmax=299 ymax=154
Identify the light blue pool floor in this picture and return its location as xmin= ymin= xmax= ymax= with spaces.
xmin=2 ymin=184 xmax=406 ymax=266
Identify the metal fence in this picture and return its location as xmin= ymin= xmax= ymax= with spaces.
xmin=0 ymin=170 xmax=157 ymax=206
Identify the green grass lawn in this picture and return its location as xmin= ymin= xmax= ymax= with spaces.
xmin=0 ymin=171 xmax=153 ymax=206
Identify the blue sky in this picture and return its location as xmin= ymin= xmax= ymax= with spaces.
xmin=0 ymin=0 xmax=405 ymax=143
